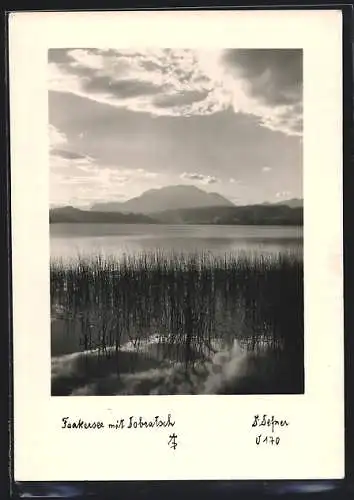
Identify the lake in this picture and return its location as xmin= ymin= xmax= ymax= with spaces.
xmin=50 ymin=223 xmax=304 ymax=396
xmin=50 ymin=223 xmax=303 ymax=260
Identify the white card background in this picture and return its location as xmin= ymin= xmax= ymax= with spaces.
xmin=9 ymin=10 xmax=344 ymax=481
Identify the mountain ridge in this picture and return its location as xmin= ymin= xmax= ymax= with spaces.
xmin=49 ymin=206 xmax=158 ymax=224
xmin=50 ymin=186 xmax=303 ymax=225
xmin=275 ymin=198 xmax=303 ymax=208
xmin=90 ymin=184 xmax=235 ymax=214
xmin=50 ymin=203 xmax=303 ymax=226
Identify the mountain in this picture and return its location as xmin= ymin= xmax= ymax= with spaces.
xmin=49 ymin=204 xmax=303 ymax=226
xmin=90 ymin=185 xmax=235 ymax=214
xmin=152 ymin=204 xmax=303 ymax=226
xmin=49 ymin=206 xmax=158 ymax=224
xmin=275 ymin=198 xmax=303 ymax=208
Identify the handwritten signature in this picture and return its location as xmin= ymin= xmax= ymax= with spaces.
xmin=252 ymin=414 xmax=289 ymax=433
xmin=252 ymin=414 xmax=289 ymax=446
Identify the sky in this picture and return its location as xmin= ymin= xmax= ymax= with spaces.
xmin=49 ymin=48 xmax=303 ymax=208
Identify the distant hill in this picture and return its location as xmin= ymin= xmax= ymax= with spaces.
xmin=275 ymin=198 xmax=303 ymax=208
xmin=49 ymin=206 xmax=158 ymax=224
xmin=90 ymin=185 xmax=235 ymax=214
xmin=50 ymin=188 xmax=303 ymax=226
xmin=152 ymin=204 xmax=303 ymax=226
xmin=50 ymin=204 xmax=302 ymax=225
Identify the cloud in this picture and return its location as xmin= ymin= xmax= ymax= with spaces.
xmin=48 ymin=48 xmax=302 ymax=137
xmin=229 ymin=178 xmax=243 ymax=185
xmin=222 ymin=49 xmax=303 ymax=136
xmin=153 ymin=89 xmax=210 ymax=109
xmin=276 ymin=190 xmax=292 ymax=199
xmin=136 ymin=168 xmax=158 ymax=179
xmin=48 ymin=48 xmax=226 ymax=119
xmin=180 ymin=172 xmax=219 ymax=185
xmin=223 ymin=49 xmax=302 ymax=107
xmin=49 ymin=124 xmax=67 ymax=148
xmin=262 ymin=167 xmax=272 ymax=172
xmin=49 ymin=126 xmax=95 ymax=172
xmin=51 ymin=164 xmax=159 ymax=206
xmin=51 ymin=148 xmax=90 ymax=161
xmin=84 ymin=75 xmax=165 ymax=99
xmin=51 ymin=164 xmax=128 ymax=207
xmin=49 ymin=125 xmax=159 ymax=207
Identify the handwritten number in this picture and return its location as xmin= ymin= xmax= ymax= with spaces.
xmin=255 ymin=433 xmax=280 ymax=446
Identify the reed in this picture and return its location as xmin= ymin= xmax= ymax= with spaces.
xmin=51 ymin=250 xmax=303 ymax=384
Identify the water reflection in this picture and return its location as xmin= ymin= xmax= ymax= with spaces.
xmin=51 ymin=223 xmax=303 ymax=261
xmin=50 ymin=223 xmax=304 ymax=395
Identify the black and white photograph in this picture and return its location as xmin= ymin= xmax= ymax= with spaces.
xmin=49 ymin=48 xmax=304 ymax=397
xmin=10 ymin=9 xmax=344 ymax=483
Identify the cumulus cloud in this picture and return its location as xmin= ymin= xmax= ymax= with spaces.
xmin=49 ymin=48 xmax=226 ymax=119
xmin=48 ymin=48 xmax=303 ymax=136
xmin=180 ymin=172 xmax=219 ymax=185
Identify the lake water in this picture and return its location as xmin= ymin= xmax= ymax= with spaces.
xmin=51 ymin=223 xmax=304 ymax=395
xmin=50 ymin=223 xmax=303 ymax=260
